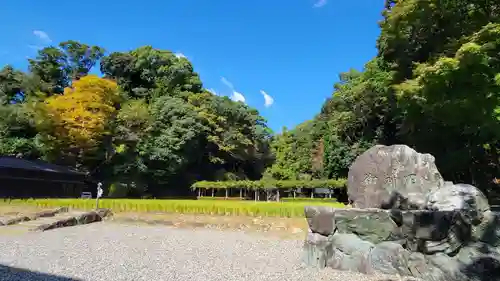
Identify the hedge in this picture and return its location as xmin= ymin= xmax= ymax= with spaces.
xmin=191 ymin=179 xmax=347 ymax=190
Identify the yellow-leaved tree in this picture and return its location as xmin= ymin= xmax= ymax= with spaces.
xmin=38 ymin=75 xmax=120 ymax=166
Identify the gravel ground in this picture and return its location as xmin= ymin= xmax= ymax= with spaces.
xmin=0 ymin=222 xmax=411 ymax=281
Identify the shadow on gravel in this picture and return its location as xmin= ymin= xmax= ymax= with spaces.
xmin=0 ymin=264 xmax=83 ymax=281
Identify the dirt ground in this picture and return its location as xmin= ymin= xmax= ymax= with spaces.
xmin=107 ymin=212 xmax=308 ymax=239
xmin=0 ymin=205 xmax=51 ymax=216
xmin=0 ymin=205 xmax=308 ymax=239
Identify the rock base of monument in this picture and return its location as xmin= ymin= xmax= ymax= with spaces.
xmin=303 ymin=206 xmax=500 ymax=281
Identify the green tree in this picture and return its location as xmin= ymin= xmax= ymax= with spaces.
xmin=100 ymin=46 xmax=202 ymax=99
xmin=28 ymin=41 xmax=105 ymax=94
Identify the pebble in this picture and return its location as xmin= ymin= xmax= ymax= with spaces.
xmin=0 ymin=222 xmax=412 ymax=281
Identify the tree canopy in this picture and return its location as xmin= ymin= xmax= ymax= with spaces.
xmin=0 ymin=45 xmax=272 ymax=197
xmin=266 ymin=0 xmax=500 ymax=199
xmin=1 ymin=0 xmax=499 ymax=199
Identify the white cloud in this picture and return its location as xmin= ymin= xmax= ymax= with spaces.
xmin=220 ymin=77 xmax=234 ymax=90
xmin=231 ymin=91 xmax=246 ymax=103
xmin=207 ymin=88 xmax=218 ymax=95
xmin=260 ymin=90 xmax=274 ymax=107
xmin=313 ymin=0 xmax=327 ymax=8
xmin=175 ymin=52 xmax=187 ymax=59
xmin=221 ymin=76 xmax=246 ymax=103
xmin=33 ymin=30 xmax=52 ymax=43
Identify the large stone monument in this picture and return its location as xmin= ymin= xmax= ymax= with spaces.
xmin=303 ymin=144 xmax=500 ymax=281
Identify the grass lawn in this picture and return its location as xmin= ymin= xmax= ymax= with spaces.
xmin=0 ymin=198 xmax=346 ymax=218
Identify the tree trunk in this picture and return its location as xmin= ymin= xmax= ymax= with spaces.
xmin=255 ymin=190 xmax=258 ymax=201
xmin=239 ymin=188 xmax=243 ymax=199
xmin=225 ymin=188 xmax=228 ymax=199
xmin=212 ymin=188 xmax=214 ymax=197
xmin=276 ymin=190 xmax=280 ymax=202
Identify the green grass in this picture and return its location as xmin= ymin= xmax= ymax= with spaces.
xmin=0 ymin=198 xmax=346 ymax=218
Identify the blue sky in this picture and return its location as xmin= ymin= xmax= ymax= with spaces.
xmin=0 ymin=0 xmax=384 ymax=132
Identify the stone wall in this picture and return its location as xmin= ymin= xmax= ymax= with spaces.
xmin=303 ymin=145 xmax=500 ymax=281
xmin=303 ymin=206 xmax=500 ymax=280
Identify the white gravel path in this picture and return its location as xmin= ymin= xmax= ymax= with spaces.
xmin=0 ymin=222 xmax=409 ymax=281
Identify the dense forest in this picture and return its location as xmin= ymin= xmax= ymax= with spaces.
xmin=266 ymin=0 xmax=500 ymax=198
xmin=0 ymin=44 xmax=274 ymax=197
xmin=1 ymin=0 xmax=499 ymax=198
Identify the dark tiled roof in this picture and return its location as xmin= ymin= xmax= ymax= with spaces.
xmin=0 ymin=157 xmax=85 ymax=175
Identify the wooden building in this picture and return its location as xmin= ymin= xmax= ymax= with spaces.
xmin=0 ymin=156 xmax=89 ymax=198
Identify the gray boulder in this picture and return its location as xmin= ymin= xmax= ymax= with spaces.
xmin=369 ymin=241 xmax=412 ymax=276
xmin=304 ymin=206 xmax=336 ymax=236
xmin=331 ymin=233 xmax=375 ymax=254
xmin=303 ymin=232 xmax=334 ymax=268
xmin=457 ymin=242 xmax=500 ymax=281
xmin=347 ymin=145 xmax=445 ymax=210
xmin=391 ymin=210 xmax=471 ymax=255
xmin=327 ymin=233 xmax=374 ymax=274
xmin=426 ymin=253 xmax=462 ymax=281
xmin=334 ymin=208 xmax=397 ymax=244
xmin=471 ymin=210 xmax=500 ymax=246
xmin=426 ymin=183 xmax=490 ymax=224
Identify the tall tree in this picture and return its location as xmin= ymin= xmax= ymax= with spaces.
xmin=28 ymin=41 xmax=105 ymax=94
xmin=100 ymin=46 xmax=202 ymax=100
xmin=36 ymin=75 xmax=120 ymax=170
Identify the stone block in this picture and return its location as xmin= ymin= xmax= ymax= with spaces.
xmin=472 ymin=210 xmax=500 ymax=246
xmin=304 ymin=206 xmax=335 ymax=236
xmin=327 ymin=233 xmax=374 ymax=274
xmin=369 ymin=241 xmax=412 ymax=276
xmin=392 ymin=210 xmax=471 ymax=255
xmin=334 ymin=208 xmax=397 ymax=244
xmin=426 ymin=183 xmax=490 ymax=224
xmin=302 ymin=232 xmax=333 ymax=268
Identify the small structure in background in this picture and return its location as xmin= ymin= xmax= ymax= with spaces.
xmin=0 ymin=156 xmax=89 ymax=198
xmin=81 ymin=192 xmax=92 ymax=199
